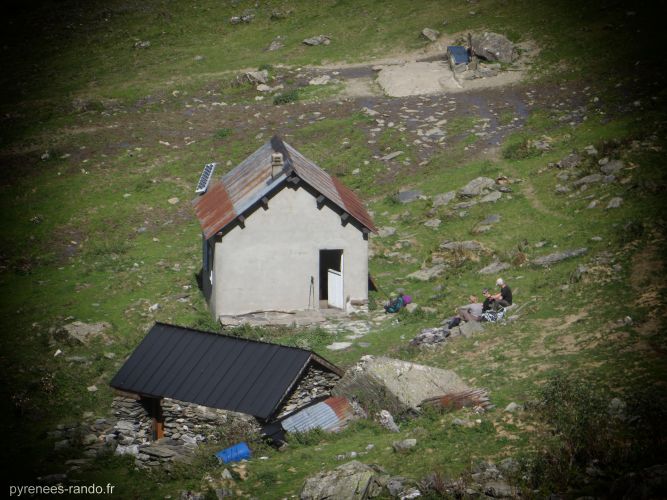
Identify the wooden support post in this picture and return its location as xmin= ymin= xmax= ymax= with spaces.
xmin=316 ymin=195 xmax=325 ymax=209
xmin=238 ymin=215 xmax=246 ymax=228
xmin=341 ymin=212 xmax=349 ymax=225
xmin=261 ymin=196 xmax=269 ymax=210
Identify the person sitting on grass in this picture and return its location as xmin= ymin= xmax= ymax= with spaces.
xmin=384 ymin=292 xmax=405 ymax=313
xmin=492 ymin=278 xmax=512 ymax=307
xmin=459 ymin=288 xmax=495 ymax=321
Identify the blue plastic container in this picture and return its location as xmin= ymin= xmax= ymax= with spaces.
xmin=215 ymin=442 xmax=251 ymax=464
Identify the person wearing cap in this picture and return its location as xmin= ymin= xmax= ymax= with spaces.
xmin=492 ymin=278 xmax=512 ymax=307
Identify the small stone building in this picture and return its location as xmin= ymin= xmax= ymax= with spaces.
xmin=192 ymin=135 xmax=377 ymax=318
xmin=110 ymin=323 xmax=342 ymax=450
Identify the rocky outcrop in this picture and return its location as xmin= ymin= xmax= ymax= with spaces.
xmin=471 ymin=32 xmax=517 ymax=63
xmin=333 ymin=356 xmax=471 ymax=414
xmin=300 ymin=461 xmax=388 ymax=500
xmin=532 ymin=248 xmax=587 ymax=266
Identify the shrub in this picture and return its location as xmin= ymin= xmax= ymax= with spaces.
xmin=521 ymin=373 xmax=667 ymax=495
xmin=273 ymin=90 xmax=299 ymax=105
xmin=215 ymin=128 xmax=232 ymax=139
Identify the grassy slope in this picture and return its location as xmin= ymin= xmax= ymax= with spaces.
xmin=1 ymin=0 xmax=666 ymax=497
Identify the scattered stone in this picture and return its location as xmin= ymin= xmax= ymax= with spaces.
xmin=573 ymin=173 xmax=603 ymax=187
xmin=267 ymin=37 xmax=285 ymax=51
xmin=424 ymin=218 xmax=441 ymax=228
xmin=458 ymin=177 xmax=496 ymax=197
xmin=303 ymin=35 xmax=331 ymax=46
xmin=326 ymin=342 xmax=353 ymax=351
xmin=480 ymin=214 xmax=501 ymax=225
xmin=397 ymin=190 xmax=423 ymax=203
xmin=309 ymin=75 xmax=331 ymax=86
xmin=584 ymin=144 xmax=598 ymax=156
xmin=471 ymin=32 xmax=517 ymax=63
xmin=601 ymin=159 xmax=624 ymax=175
xmin=424 ymin=127 xmax=445 ymax=138
xmin=378 ymin=226 xmax=396 ymax=238
xmin=478 ymin=261 xmax=510 ymax=274
xmin=432 ymin=191 xmax=456 ymax=207
xmin=533 ymin=248 xmax=588 ymax=266
xmin=504 ymin=402 xmax=522 ymax=413
xmin=168 ymin=197 xmax=180 ymax=205
xmin=392 ymin=439 xmax=417 ymax=453
xmin=557 ymin=152 xmax=582 ymax=169
xmin=452 ymin=418 xmax=470 ymax=427
xmin=52 ymin=321 xmax=111 ymax=345
xmin=300 ymin=461 xmax=386 ymax=500
xmin=362 ymin=107 xmax=380 ymax=117
xmin=405 ymin=303 xmax=419 ymax=313
xmin=243 ymin=70 xmax=269 ymax=85
xmin=421 ymin=28 xmax=439 ymax=42
xmin=381 ymin=151 xmax=403 ymax=161
xmin=134 ymin=40 xmax=150 ymax=49
xmin=378 ymin=410 xmax=400 ymax=433
xmin=440 ymin=240 xmax=486 ymax=252
xmin=606 ymin=197 xmax=623 ymax=209
xmin=148 ymin=303 xmax=160 ymax=313
xmin=571 ymin=264 xmax=588 ymax=282
xmin=479 ymin=191 xmax=501 ymax=203
xmin=555 ymin=185 xmax=570 ymax=194
xmin=452 ymin=320 xmax=484 ymax=338
xmin=87 ymin=385 xmax=98 ymax=392
xmin=407 ymin=264 xmax=445 ymax=281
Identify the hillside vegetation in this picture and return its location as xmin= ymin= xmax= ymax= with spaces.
xmin=1 ymin=0 xmax=666 ymax=498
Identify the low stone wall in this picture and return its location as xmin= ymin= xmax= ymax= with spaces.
xmin=111 ymin=396 xmax=260 ymax=469
xmin=276 ymin=364 xmax=340 ymax=418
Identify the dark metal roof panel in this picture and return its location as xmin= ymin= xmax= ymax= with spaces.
xmin=110 ymin=323 xmax=327 ymax=420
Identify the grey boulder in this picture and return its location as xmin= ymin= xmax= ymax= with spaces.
xmin=300 ymin=461 xmax=386 ymax=500
xmin=458 ymin=177 xmax=496 ymax=197
xmin=533 ymin=248 xmax=587 ymax=266
xmin=471 ymin=32 xmax=517 ymax=63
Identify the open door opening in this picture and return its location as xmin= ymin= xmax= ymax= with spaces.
xmin=147 ymin=397 xmax=164 ymax=441
xmin=319 ymin=250 xmax=343 ymax=309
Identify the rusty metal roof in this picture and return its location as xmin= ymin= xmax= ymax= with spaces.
xmin=193 ymin=136 xmax=376 ymax=239
xmin=280 ymin=396 xmax=356 ymax=433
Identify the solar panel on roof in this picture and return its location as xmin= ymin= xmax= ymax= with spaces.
xmin=195 ymin=162 xmax=217 ymax=194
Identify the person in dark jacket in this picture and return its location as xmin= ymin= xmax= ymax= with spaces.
xmin=492 ymin=278 xmax=512 ymax=307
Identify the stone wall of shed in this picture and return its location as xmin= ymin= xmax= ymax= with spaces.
xmin=111 ymin=396 xmax=259 ymax=448
xmin=276 ymin=364 xmax=341 ymax=419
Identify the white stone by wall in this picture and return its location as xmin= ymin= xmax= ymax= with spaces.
xmin=211 ymin=185 xmax=369 ymax=316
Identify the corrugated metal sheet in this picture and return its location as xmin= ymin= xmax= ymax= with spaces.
xmin=280 ymin=396 xmax=355 ymax=433
xmin=110 ymin=322 xmax=340 ymax=420
xmin=192 ymin=136 xmax=376 ymax=239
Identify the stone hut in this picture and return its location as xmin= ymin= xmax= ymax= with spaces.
xmin=109 ymin=323 xmax=342 ymax=451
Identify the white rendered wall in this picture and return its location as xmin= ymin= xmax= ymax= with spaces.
xmin=211 ymin=185 xmax=369 ymax=316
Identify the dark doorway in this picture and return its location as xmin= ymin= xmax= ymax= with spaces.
xmin=319 ymin=250 xmax=342 ymax=304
